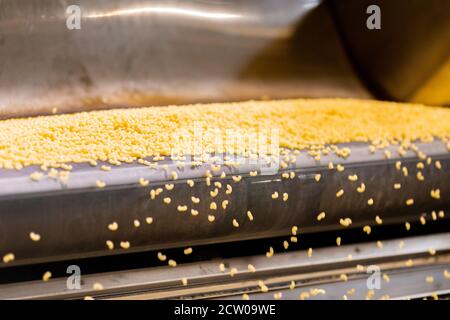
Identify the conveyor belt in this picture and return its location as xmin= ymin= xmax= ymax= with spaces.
xmin=0 ymin=140 xmax=448 ymax=267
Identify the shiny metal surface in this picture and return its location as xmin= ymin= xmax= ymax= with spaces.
xmin=1 ymin=232 xmax=449 ymax=299
xmin=0 ymin=0 xmax=370 ymax=119
xmin=0 ymin=140 xmax=449 ymax=267
xmin=330 ymin=0 xmax=450 ymax=105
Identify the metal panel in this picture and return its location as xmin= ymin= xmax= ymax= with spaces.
xmin=0 ymin=0 xmax=370 ymax=118
xmin=0 ymin=141 xmax=448 ymax=267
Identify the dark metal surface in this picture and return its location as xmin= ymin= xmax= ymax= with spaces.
xmin=330 ymin=0 xmax=450 ymax=105
xmin=0 ymin=141 xmax=449 ymax=267
xmin=0 ymin=0 xmax=369 ymax=119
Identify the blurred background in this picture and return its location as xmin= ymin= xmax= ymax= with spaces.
xmin=0 ymin=0 xmax=449 ymax=119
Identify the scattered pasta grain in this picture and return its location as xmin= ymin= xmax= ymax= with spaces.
xmin=232 ymin=175 xmax=242 ymax=183
xmin=405 ymin=259 xmax=414 ymax=267
xmin=357 ymin=183 xmax=366 ymax=193
xmin=340 ymin=218 xmax=352 ymax=227
xmin=93 ymin=283 xmax=104 ymax=291
xmin=402 ymin=167 xmax=409 ymax=177
xmin=432 ymin=211 xmax=437 ymax=220
xmin=266 ymin=246 xmax=274 ymax=258
xmin=291 ymin=225 xmax=298 ymax=235
xmin=444 ymin=270 xmax=450 ymax=279
xmin=139 ymin=178 xmax=149 ymax=186
xmin=221 ymin=200 xmax=228 ymax=209
xmin=258 ymin=280 xmax=269 ymax=293
xmin=420 ymin=216 xmax=427 ymax=225
xmin=168 ymin=259 xmax=177 ymax=267
xmin=157 ymin=252 xmax=167 ymax=261
xmin=29 ymin=172 xmax=44 ymax=181
xmin=96 ymin=180 xmax=106 ymax=188
xmin=363 ymin=225 xmax=371 ymax=235
xmin=120 ymin=241 xmax=130 ymax=249
xmin=191 ymin=196 xmax=200 ymax=204
xmin=430 ymin=189 xmax=441 ymax=200
xmin=416 ymin=171 xmax=425 ymax=181
xmin=3 ymin=253 xmax=14 ymax=264
xmin=375 ymin=216 xmax=383 ymax=225
xmin=210 ymin=188 xmax=219 ymax=198
xmin=317 ymin=211 xmax=326 ymax=221
xmin=106 ymin=240 xmax=114 ymax=250
xmin=42 ymin=271 xmax=52 ymax=282
xmin=289 ymin=281 xmax=296 ymax=290
xmin=29 ymin=232 xmax=41 ymax=242
xmin=165 ymin=183 xmax=174 ymax=190
xmin=108 ymin=222 xmax=118 ymax=231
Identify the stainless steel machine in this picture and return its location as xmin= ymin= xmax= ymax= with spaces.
xmin=0 ymin=0 xmax=449 ymax=300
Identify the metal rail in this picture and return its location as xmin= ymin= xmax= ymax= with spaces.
xmin=1 ymin=232 xmax=449 ymax=299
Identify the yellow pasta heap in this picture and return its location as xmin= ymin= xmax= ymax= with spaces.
xmin=0 ymin=98 xmax=449 ymax=169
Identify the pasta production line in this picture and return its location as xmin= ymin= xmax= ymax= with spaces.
xmin=0 ymin=0 xmax=449 ymax=300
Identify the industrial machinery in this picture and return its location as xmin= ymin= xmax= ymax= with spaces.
xmin=0 ymin=0 xmax=449 ymax=300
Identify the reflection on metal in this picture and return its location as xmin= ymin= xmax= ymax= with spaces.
xmin=0 ymin=0 xmax=369 ymax=119
xmin=85 ymin=6 xmax=243 ymax=20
